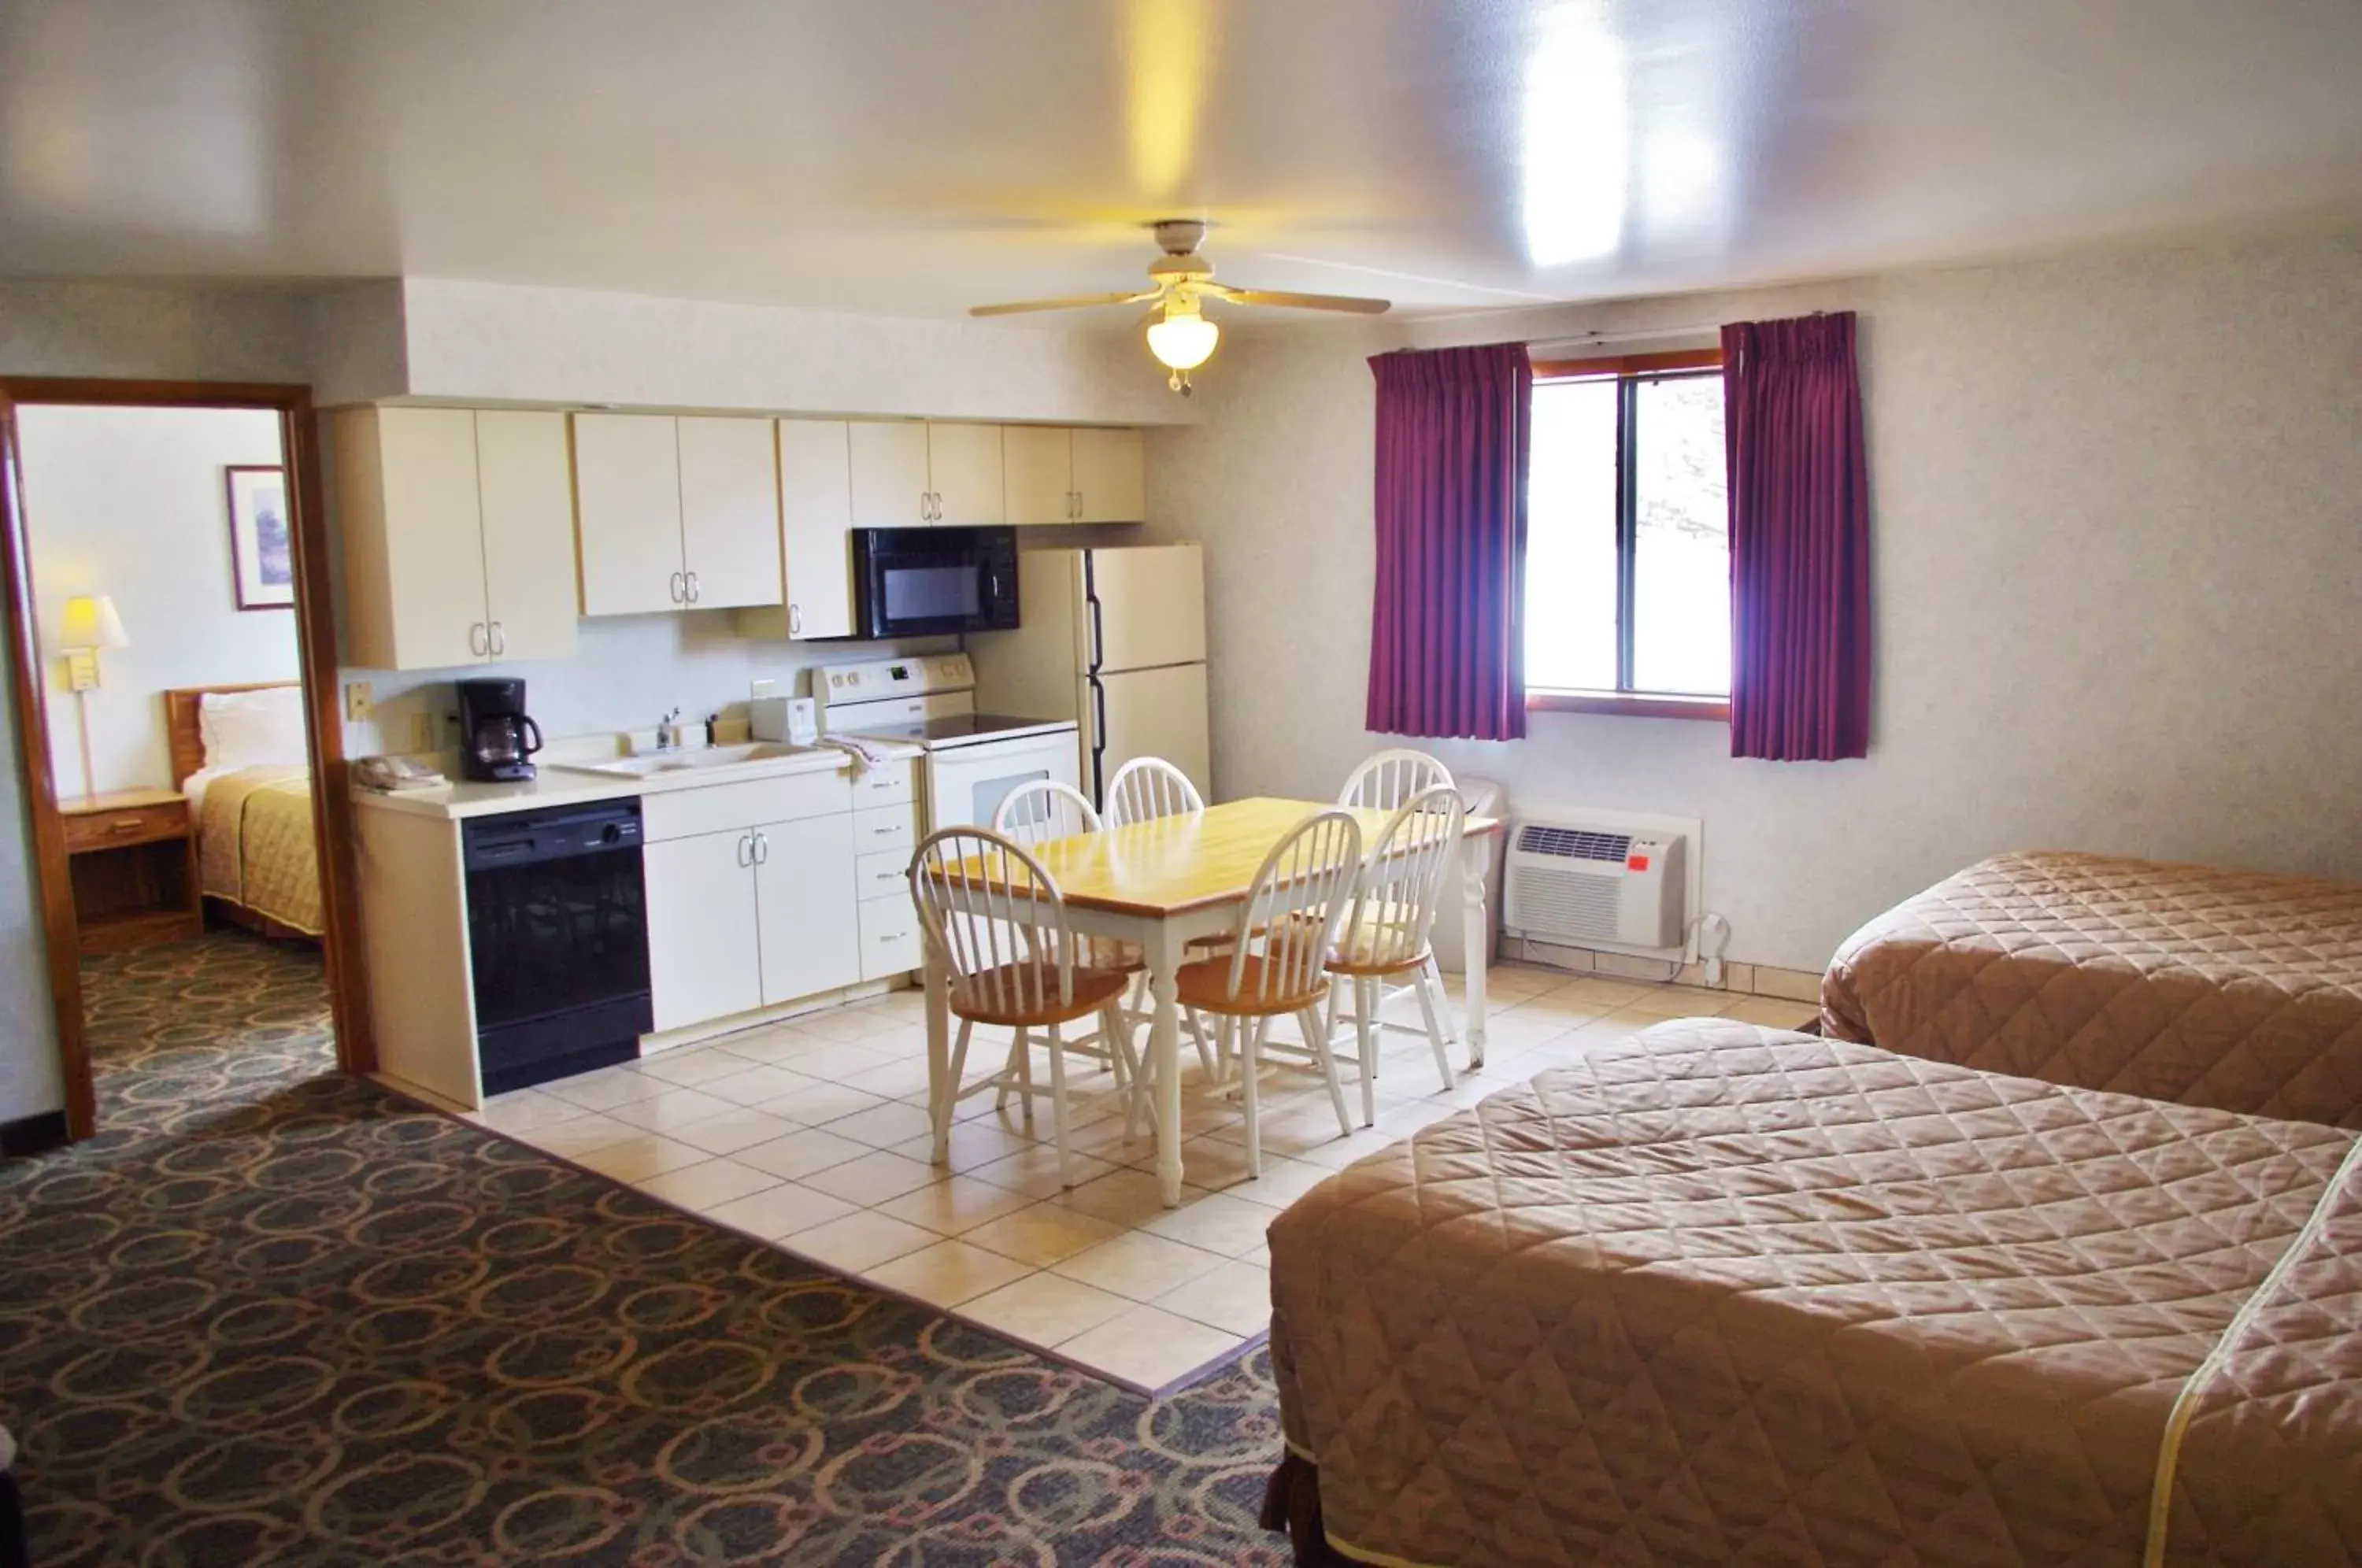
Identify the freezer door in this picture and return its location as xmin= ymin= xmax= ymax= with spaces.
xmin=1082 ymin=663 xmax=1211 ymax=807
xmin=1083 ymin=543 xmax=1205 ymax=674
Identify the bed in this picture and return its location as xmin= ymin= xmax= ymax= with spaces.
xmin=1263 ymin=1019 xmax=2362 ymax=1567
xmin=165 ymin=683 xmax=324 ymax=941
xmin=1821 ymin=851 xmax=2362 ymax=1130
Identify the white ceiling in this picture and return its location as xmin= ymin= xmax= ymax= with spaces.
xmin=2 ymin=0 xmax=2360 ymax=320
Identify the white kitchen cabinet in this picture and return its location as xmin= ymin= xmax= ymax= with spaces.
xmin=848 ymin=421 xmax=931 ymax=528
xmin=926 ymin=423 xmax=1006 ymax=527
xmin=776 ymin=419 xmax=856 ymax=639
xmin=1002 ymin=425 xmax=1075 ymax=525
xmin=1072 ymin=427 xmax=1147 ymax=523
xmin=998 ymin=425 xmax=1146 ymax=525
xmin=335 ymin=405 xmax=580 ymax=671
xmin=644 ymin=830 xmax=765 ymax=1031
xmin=753 ymin=814 xmax=860 ymax=1004
xmin=473 ymin=411 xmax=579 ymax=663
xmin=677 ymin=416 xmax=783 ymax=610
xmin=572 ymin=413 xmax=687 ymax=616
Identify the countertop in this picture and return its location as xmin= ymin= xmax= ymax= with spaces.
xmin=350 ymin=741 xmax=922 ymax=822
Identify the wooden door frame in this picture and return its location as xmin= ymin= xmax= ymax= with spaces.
xmin=0 ymin=376 xmax=374 ymax=1141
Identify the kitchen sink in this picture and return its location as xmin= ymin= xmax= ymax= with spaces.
xmin=553 ymin=742 xmax=825 ymax=780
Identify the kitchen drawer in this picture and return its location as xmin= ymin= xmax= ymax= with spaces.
xmin=64 ymin=800 xmax=187 ymax=853
xmin=855 ymin=848 xmax=912 ymax=903
xmin=851 ymin=803 xmax=917 ymax=857
xmin=641 ymin=769 xmax=850 ymax=841
xmin=858 ymin=897 xmax=921 ymax=980
xmin=849 ymin=760 xmax=914 ymax=812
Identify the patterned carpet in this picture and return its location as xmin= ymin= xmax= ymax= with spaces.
xmin=0 ymin=932 xmax=1287 ymax=1566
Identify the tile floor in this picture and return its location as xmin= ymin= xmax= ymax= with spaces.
xmin=465 ymin=961 xmax=1818 ymax=1391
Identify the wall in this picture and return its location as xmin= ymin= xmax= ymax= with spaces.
xmin=1146 ymin=231 xmax=2362 ymax=971
xmin=17 ymin=405 xmax=298 ymax=796
xmin=396 ymin=279 xmax=1195 ymax=426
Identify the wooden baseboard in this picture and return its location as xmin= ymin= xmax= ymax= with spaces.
xmin=0 ymin=1109 xmax=68 ymax=1157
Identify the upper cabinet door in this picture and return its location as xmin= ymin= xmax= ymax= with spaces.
xmin=354 ymin=406 xmax=489 ymax=671
xmin=1072 ymin=427 xmax=1147 ymax=523
xmin=473 ymin=410 xmax=579 ymax=664
xmin=572 ymin=413 xmax=686 ymax=616
xmin=927 ymin=423 xmax=1006 ymax=527
xmin=1002 ymin=426 xmax=1075 ymax=525
xmin=677 ymin=416 xmax=783 ymax=610
xmin=776 ymin=420 xmax=856 ymax=640
xmin=847 ymin=421 xmax=931 ymax=528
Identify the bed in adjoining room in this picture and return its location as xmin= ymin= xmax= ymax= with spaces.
xmin=165 ymin=682 xmax=324 ymax=941
xmin=1822 ymin=850 xmax=2362 ymax=1129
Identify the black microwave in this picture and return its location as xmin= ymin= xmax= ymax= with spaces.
xmin=850 ymin=526 xmax=1020 ymax=638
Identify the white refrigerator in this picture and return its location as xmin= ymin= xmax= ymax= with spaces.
xmin=968 ymin=542 xmax=1211 ymax=809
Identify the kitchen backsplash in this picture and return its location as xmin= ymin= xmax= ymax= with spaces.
xmin=338 ymin=613 xmax=953 ymax=760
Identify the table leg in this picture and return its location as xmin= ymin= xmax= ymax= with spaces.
xmin=1462 ymin=841 xmax=1490 ymax=1071
xmin=924 ymin=952 xmax=953 ymax=1164
xmin=1146 ymin=926 xmax=1186 ymax=1207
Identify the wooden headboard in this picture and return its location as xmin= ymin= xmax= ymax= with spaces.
xmin=163 ymin=682 xmax=303 ymax=790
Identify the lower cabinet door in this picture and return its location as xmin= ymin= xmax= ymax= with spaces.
xmin=754 ymin=813 xmax=861 ymax=1005
xmin=643 ymin=831 xmax=763 ymax=1030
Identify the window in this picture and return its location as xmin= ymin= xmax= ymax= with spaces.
xmin=1525 ymin=349 xmax=1731 ymax=714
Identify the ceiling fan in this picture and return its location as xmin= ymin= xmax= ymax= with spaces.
xmin=969 ymin=219 xmax=1390 ymax=394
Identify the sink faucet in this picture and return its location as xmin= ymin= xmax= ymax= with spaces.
xmin=656 ymin=708 xmax=684 ymax=750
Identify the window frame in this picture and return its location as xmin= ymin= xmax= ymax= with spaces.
xmin=1524 ymin=346 xmax=1731 ymax=722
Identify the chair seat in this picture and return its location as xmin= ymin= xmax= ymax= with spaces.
xmin=1175 ymin=955 xmax=1330 ymax=1018
xmin=953 ymin=963 xmax=1132 ymax=1027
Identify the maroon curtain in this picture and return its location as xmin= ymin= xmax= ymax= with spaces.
xmin=1722 ymin=312 xmax=1872 ymax=760
xmin=1365 ymin=343 xmax=1532 ymax=740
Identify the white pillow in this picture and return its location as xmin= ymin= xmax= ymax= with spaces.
xmin=199 ymin=686 xmax=308 ymax=771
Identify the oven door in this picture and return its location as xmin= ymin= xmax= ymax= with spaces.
xmin=853 ymin=527 xmax=1017 ymax=638
xmin=923 ymin=730 xmax=1083 ymax=832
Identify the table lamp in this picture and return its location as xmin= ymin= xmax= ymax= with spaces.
xmin=59 ymin=594 xmax=128 ymax=804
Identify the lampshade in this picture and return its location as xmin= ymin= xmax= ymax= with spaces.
xmin=60 ymin=594 xmax=128 ymax=652
xmin=1146 ymin=304 xmax=1220 ymax=372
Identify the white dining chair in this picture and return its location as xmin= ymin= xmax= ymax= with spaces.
xmin=1327 ymin=784 xmax=1466 ymax=1127
xmin=1104 ymin=756 xmax=1205 ymax=827
xmin=1338 ymin=749 xmax=1454 ymax=813
xmin=909 ymin=827 xmax=1137 ymax=1188
xmin=993 ymin=780 xmax=1145 ymax=1096
xmin=1174 ymin=810 xmax=1364 ymax=1176
xmin=1093 ymin=757 xmax=1224 ymax=1087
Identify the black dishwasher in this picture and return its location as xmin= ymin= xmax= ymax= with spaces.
xmin=463 ymin=799 xmax=653 ymax=1094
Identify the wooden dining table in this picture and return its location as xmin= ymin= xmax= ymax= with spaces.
xmin=922 ymin=796 xmax=1504 ymax=1207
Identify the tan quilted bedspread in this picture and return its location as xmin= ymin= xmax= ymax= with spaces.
xmin=1822 ymin=852 xmax=2362 ymax=1130
xmin=198 ymin=765 xmax=324 ymax=936
xmin=1266 ymin=1020 xmax=2362 ymax=1567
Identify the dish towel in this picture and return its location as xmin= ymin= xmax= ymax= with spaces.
xmin=813 ymin=735 xmax=898 ymax=776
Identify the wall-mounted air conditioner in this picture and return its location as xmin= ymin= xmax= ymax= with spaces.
xmin=1504 ymin=815 xmax=1689 ymax=954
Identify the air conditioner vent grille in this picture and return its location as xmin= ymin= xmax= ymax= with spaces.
xmin=1516 ymin=825 xmax=1633 ymax=863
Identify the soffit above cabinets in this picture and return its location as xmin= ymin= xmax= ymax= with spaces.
xmin=4 ymin=1 xmax=2360 ymax=320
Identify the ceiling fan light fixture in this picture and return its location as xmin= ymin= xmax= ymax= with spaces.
xmin=1146 ymin=301 xmax=1219 ymax=372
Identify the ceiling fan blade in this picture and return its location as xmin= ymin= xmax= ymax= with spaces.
xmin=1205 ymin=284 xmax=1392 ymax=314
xmin=969 ymin=291 xmax=1159 ymax=317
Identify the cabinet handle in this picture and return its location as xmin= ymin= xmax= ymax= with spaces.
xmin=468 ymin=622 xmax=488 ymax=656
xmin=871 ymin=824 xmax=901 ymax=837
xmin=684 ymin=571 xmax=700 ymax=604
xmin=1069 ymin=490 xmax=1080 ymax=520
xmin=487 ymin=621 xmax=505 ymax=656
xmin=787 ymin=603 xmax=802 ymax=636
xmin=106 ymin=818 xmax=143 ymax=836
xmin=752 ymin=830 xmax=769 ymax=864
xmin=669 ymin=571 xmax=684 ymax=604
xmin=736 ymin=833 xmax=753 ymax=867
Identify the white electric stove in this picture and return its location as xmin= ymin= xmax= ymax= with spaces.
xmin=813 ymin=653 xmax=1080 ymax=831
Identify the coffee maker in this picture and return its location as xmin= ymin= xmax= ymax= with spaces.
xmin=455 ymin=678 xmax=544 ymax=782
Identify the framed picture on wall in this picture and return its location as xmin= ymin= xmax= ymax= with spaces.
xmin=224 ymin=464 xmax=294 ymax=610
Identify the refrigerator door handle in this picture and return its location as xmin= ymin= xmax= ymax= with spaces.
xmin=1083 ymin=551 xmax=1104 ymax=674
xmin=1089 ymin=675 xmax=1109 ymax=805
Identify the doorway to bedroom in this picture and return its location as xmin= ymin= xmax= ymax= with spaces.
xmin=0 ymin=383 xmax=368 ymax=1141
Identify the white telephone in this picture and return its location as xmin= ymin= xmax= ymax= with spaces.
xmin=354 ymin=755 xmax=447 ymax=792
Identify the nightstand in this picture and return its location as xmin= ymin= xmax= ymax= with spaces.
xmin=62 ymin=788 xmax=202 ymax=952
